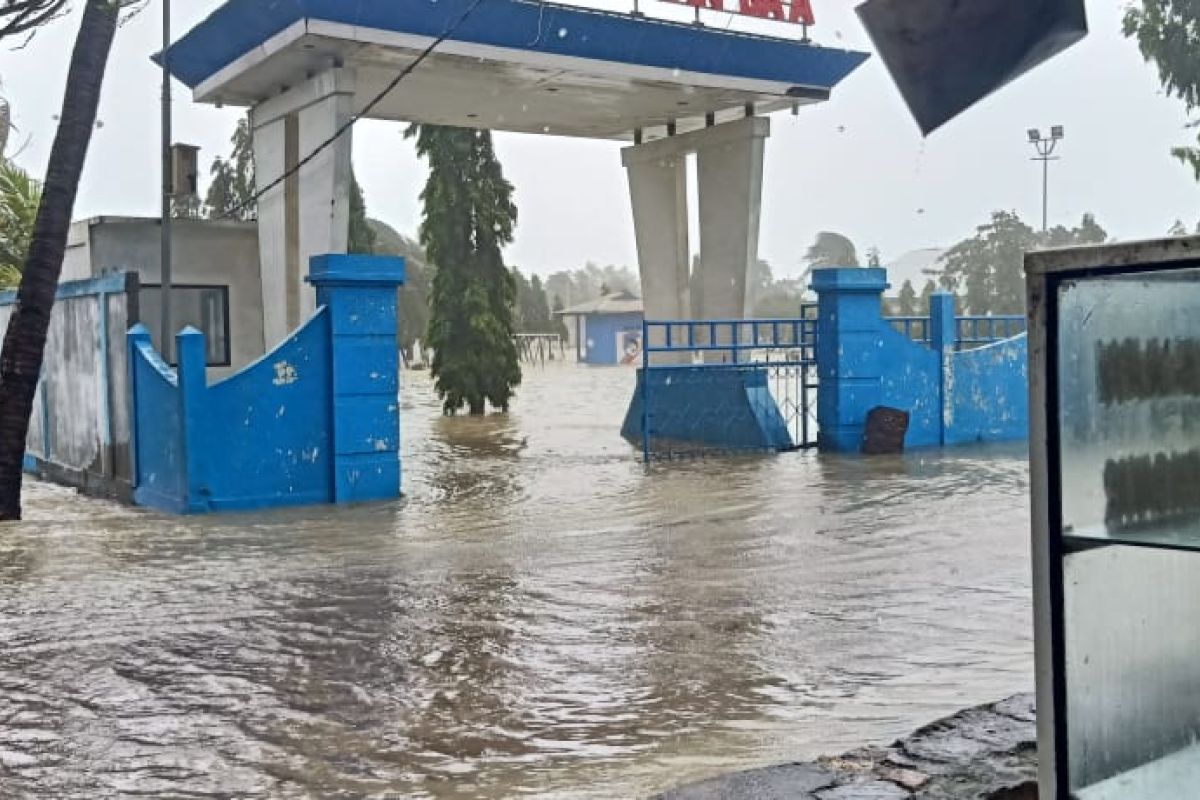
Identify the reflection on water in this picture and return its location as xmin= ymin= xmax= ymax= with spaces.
xmin=0 ymin=364 xmax=1032 ymax=799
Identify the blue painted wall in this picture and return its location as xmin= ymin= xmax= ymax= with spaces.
xmin=812 ymin=268 xmax=1029 ymax=452
xmin=128 ymin=255 xmax=405 ymax=514
xmin=621 ymin=366 xmax=792 ymax=451
xmin=583 ymin=312 xmax=643 ymax=365
xmin=945 ymin=334 xmax=1028 ymax=445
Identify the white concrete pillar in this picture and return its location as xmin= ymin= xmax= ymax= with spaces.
xmin=622 ymin=147 xmax=691 ymax=324
xmin=251 ymin=67 xmax=355 ymax=347
xmin=622 ymin=145 xmax=690 ymax=362
xmin=251 ymin=113 xmax=296 ymax=348
xmin=297 ymin=88 xmax=354 ymax=323
xmin=695 ymin=117 xmax=770 ymax=320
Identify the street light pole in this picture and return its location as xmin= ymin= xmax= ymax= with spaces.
xmin=160 ymin=0 xmax=173 ymax=361
xmin=1027 ymin=126 xmax=1064 ymax=234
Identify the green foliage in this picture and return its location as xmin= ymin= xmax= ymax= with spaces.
xmin=205 ymin=116 xmax=255 ymax=220
xmin=544 ymin=262 xmax=638 ymax=308
xmin=550 ymin=294 xmax=569 ymax=339
xmin=512 ymin=267 xmax=556 ymax=332
xmin=407 ymin=124 xmax=521 ymax=415
xmin=896 ymin=279 xmax=917 ymax=316
xmin=0 ymin=159 xmax=40 ymax=287
xmin=939 ymin=210 xmax=1108 ymax=314
xmin=1124 ymin=2 xmax=1200 ymax=178
xmin=348 ymin=171 xmax=376 ymax=254
xmin=368 ymin=218 xmax=430 ymax=357
xmin=919 ymin=279 xmax=936 ymax=314
xmin=804 ymin=231 xmax=859 ymax=268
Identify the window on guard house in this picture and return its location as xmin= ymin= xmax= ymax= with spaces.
xmin=139 ymin=284 xmax=231 ymax=367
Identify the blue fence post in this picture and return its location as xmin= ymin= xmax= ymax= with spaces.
xmin=811 ymin=267 xmax=889 ymax=452
xmin=176 ymin=327 xmax=210 ymax=513
xmin=308 ymin=254 xmax=406 ymax=504
xmin=929 ymin=292 xmax=956 ymax=446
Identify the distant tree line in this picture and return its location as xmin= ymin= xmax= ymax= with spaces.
xmin=805 ymin=210 xmax=1110 ymax=318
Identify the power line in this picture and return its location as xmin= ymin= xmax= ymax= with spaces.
xmin=216 ymin=0 xmax=487 ymax=221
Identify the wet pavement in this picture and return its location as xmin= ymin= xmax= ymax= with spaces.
xmin=0 ymin=363 xmax=1033 ymax=798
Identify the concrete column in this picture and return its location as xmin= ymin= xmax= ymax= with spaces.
xmin=308 ymin=254 xmax=406 ymax=504
xmin=621 ymin=146 xmax=690 ymax=327
xmin=298 ymin=88 xmax=354 ymax=323
xmin=811 ymin=267 xmax=889 ymax=452
xmin=695 ymin=117 xmax=770 ymax=321
xmin=251 ymin=113 xmax=296 ymax=348
xmin=251 ymin=67 xmax=356 ymax=348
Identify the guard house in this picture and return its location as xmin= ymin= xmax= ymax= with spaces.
xmin=557 ymin=291 xmax=644 ymax=365
xmin=161 ymin=0 xmax=868 ymax=350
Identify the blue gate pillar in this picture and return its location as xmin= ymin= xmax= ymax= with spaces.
xmin=929 ymin=292 xmax=957 ymax=446
xmin=307 ymin=254 xmax=406 ymax=503
xmin=811 ymin=267 xmax=889 ymax=452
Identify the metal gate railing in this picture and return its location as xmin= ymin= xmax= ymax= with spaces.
xmin=639 ymin=315 xmax=818 ymax=461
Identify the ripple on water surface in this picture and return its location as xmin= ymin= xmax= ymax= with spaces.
xmin=0 ymin=365 xmax=1032 ymax=798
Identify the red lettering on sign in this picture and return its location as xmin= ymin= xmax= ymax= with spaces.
xmin=659 ymin=0 xmax=814 ymax=26
xmin=789 ymin=0 xmax=814 ymax=25
xmin=740 ymin=0 xmax=786 ymax=21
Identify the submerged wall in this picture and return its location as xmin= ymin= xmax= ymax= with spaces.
xmin=0 ymin=272 xmax=139 ymax=499
xmin=812 ymin=268 xmax=1029 ymax=453
xmin=621 ymin=365 xmax=792 ymax=452
xmin=128 ymin=255 xmax=404 ymax=514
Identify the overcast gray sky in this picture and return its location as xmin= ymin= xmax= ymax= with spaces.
xmin=0 ymin=0 xmax=1196 ymax=280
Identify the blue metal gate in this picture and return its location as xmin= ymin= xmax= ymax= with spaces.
xmin=633 ymin=313 xmax=818 ymax=461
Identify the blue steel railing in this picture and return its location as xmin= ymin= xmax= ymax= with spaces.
xmin=956 ymin=315 xmax=1025 ymax=347
xmin=642 ymin=317 xmax=818 ymax=362
xmin=640 ymin=317 xmax=819 ymax=461
xmin=886 ymin=314 xmax=1025 ymax=349
xmin=887 ymin=316 xmax=930 ymax=344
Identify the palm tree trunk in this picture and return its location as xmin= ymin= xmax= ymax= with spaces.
xmin=0 ymin=0 xmax=120 ymax=520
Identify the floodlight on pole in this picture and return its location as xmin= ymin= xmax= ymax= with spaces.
xmin=1028 ymin=125 xmax=1064 ymax=233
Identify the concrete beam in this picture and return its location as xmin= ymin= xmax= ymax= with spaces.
xmin=621 ymin=117 xmax=769 ymax=338
xmin=251 ymin=67 xmax=357 ymax=128
xmin=251 ymin=67 xmax=355 ymax=347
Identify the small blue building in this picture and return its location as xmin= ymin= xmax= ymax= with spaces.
xmin=557 ymin=292 xmax=644 ymax=366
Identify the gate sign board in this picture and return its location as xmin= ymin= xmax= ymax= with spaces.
xmin=661 ymin=0 xmax=816 ymax=27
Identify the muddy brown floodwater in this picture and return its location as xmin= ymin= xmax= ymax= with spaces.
xmin=0 ymin=363 xmax=1033 ymax=799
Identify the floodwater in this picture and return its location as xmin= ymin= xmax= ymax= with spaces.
xmin=0 ymin=363 xmax=1033 ymax=799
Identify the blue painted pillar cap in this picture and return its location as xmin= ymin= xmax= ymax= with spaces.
xmin=307 ymin=254 xmax=406 ymax=286
xmin=809 ymin=266 xmax=889 ymax=294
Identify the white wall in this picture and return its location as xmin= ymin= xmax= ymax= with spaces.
xmin=80 ymin=217 xmax=266 ymax=376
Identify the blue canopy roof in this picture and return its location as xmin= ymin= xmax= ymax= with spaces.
xmin=164 ymin=0 xmax=867 ymax=96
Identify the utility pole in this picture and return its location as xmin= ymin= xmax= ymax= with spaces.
xmin=1027 ymin=126 xmax=1064 ymax=234
xmin=160 ymin=0 xmax=173 ymax=360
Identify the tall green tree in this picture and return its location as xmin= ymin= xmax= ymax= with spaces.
xmin=896 ymin=279 xmax=917 ymax=316
xmin=551 ymin=293 xmax=569 ymax=339
xmin=0 ymin=0 xmax=123 ymax=519
xmin=205 ymin=115 xmax=255 ymax=220
xmin=1124 ymin=2 xmax=1200 ymax=179
xmin=804 ymin=231 xmax=859 ymax=268
xmin=940 ymin=210 xmax=1107 ymax=314
xmin=919 ymin=279 xmax=936 ymax=315
xmin=369 ymin=218 xmax=430 ymax=358
xmin=407 ymin=124 xmax=520 ymax=415
xmin=0 ymin=158 xmax=40 ymax=287
xmin=348 ymin=171 xmax=375 ymax=254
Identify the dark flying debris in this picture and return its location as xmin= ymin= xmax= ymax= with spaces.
xmin=856 ymin=0 xmax=1088 ymax=135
